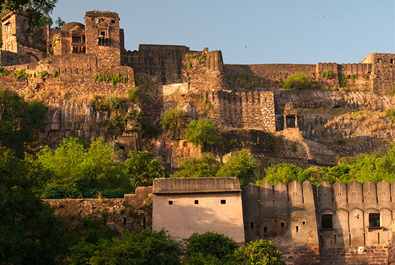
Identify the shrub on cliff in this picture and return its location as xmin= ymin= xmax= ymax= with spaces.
xmin=216 ymin=149 xmax=259 ymax=186
xmin=125 ymin=150 xmax=165 ymax=186
xmin=108 ymin=95 xmax=121 ymax=110
xmin=161 ymin=107 xmax=189 ymax=139
xmin=281 ymin=72 xmax=317 ymax=91
xmin=184 ymin=117 xmax=221 ymax=151
xmin=128 ymin=87 xmax=141 ymax=104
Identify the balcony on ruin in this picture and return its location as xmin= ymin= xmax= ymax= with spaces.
xmin=97 ymin=36 xmax=110 ymax=46
xmin=71 ymin=43 xmax=86 ymax=53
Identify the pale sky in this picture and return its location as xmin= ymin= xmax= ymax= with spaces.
xmin=51 ymin=0 xmax=395 ymax=64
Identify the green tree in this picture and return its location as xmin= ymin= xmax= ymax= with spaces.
xmin=0 ymin=89 xmax=46 ymax=156
xmin=35 ymin=137 xmax=132 ymax=198
xmin=102 ymin=115 xmax=126 ymax=137
xmin=234 ymin=239 xmax=286 ymax=265
xmin=171 ymin=152 xmax=221 ymax=179
xmin=53 ymin=16 xmax=65 ymax=29
xmin=259 ymin=163 xmax=304 ymax=185
xmin=161 ymin=106 xmax=188 ymax=139
xmin=71 ymin=229 xmax=182 ymax=265
xmin=125 ymin=150 xmax=165 ymax=186
xmin=184 ymin=117 xmax=221 ymax=151
xmin=281 ymin=72 xmax=317 ymax=91
xmin=0 ymin=146 xmax=69 ymax=265
xmin=216 ymin=149 xmax=259 ymax=186
xmin=184 ymin=232 xmax=239 ymax=265
xmin=1 ymin=0 xmax=58 ymax=28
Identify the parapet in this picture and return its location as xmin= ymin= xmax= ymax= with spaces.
xmin=153 ymin=177 xmax=241 ymax=194
xmin=85 ymin=11 xmax=119 ymax=18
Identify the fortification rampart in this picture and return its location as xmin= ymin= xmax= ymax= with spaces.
xmin=43 ymin=186 xmax=152 ymax=233
xmin=243 ymin=180 xmax=395 ymax=264
xmin=207 ymin=90 xmax=275 ymax=132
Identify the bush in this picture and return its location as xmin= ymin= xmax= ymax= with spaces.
xmin=102 ymin=115 xmax=126 ymax=137
xmin=171 ymin=153 xmax=221 ymax=179
xmin=234 ymin=239 xmax=286 ymax=265
xmin=40 ymin=71 xmax=48 ymax=79
xmin=216 ymin=149 xmax=259 ymax=186
xmin=142 ymin=123 xmax=158 ymax=136
xmin=71 ymin=229 xmax=181 ymax=265
xmin=184 ymin=117 xmax=221 ymax=150
xmin=185 ymin=232 xmax=238 ymax=264
xmin=321 ymin=70 xmax=335 ymax=79
xmin=53 ymin=70 xmax=58 ymax=78
xmin=108 ymin=95 xmax=121 ymax=110
xmin=128 ymin=87 xmax=141 ymax=104
xmin=386 ymin=108 xmax=395 ymax=120
xmin=93 ymin=95 xmax=108 ymax=111
xmin=281 ymin=72 xmax=317 ymax=90
xmin=13 ymin=69 xmax=28 ymax=80
xmin=161 ymin=107 xmax=188 ymax=139
xmin=125 ymin=150 xmax=165 ymax=186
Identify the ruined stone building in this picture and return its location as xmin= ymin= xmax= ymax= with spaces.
xmin=3 ymin=10 xmax=395 ymax=264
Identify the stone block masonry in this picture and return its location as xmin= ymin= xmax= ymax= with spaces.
xmin=0 ymin=50 xmax=31 ymax=66
xmin=207 ymin=90 xmax=276 ymax=132
xmin=44 ymin=187 xmax=153 ymax=233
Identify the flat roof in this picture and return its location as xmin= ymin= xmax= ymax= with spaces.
xmin=153 ymin=177 xmax=241 ymax=194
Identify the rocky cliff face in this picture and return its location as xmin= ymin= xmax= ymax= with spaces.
xmin=42 ymin=100 xmax=141 ymax=151
xmin=274 ymin=89 xmax=394 ymax=112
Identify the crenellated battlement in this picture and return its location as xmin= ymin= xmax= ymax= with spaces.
xmin=243 ymin=180 xmax=395 ymax=251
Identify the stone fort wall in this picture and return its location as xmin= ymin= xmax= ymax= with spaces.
xmin=243 ymin=180 xmax=395 ymax=264
xmin=46 ymin=179 xmax=395 ymax=264
xmin=43 ymin=187 xmax=153 ymax=234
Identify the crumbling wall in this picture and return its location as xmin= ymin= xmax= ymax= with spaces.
xmin=44 ymin=186 xmax=153 ymax=233
xmin=0 ymin=50 xmax=31 ymax=66
xmin=207 ymin=90 xmax=276 ymax=132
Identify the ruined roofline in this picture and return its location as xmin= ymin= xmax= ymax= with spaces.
xmin=138 ymin=44 xmax=190 ymax=49
xmin=85 ymin=10 xmax=119 ymax=18
xmin=1 ymin=11 xmax=17 ymax=22
xmin=153 ymin=177 xmax=241 ymax=194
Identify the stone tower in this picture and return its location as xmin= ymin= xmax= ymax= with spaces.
xmin=84 ymin=11 xmax=122 ymax=68
xmin=1 ymin=11 xmax=46 ymax=61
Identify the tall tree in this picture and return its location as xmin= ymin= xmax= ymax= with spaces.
xmin=1 ymin=0 xmax=58 ymax=27
xmin=0 ymin=89 xmax=46 ymax=156
xmin=0 ymin=146 xmax=69 ymax=265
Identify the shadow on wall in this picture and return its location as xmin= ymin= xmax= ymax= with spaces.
xmin=153 ymin=192 xmax=245 ymax=245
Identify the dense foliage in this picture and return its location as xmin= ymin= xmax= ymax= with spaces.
xmin=259 ymin=145 xmax=395 ymax=185
xmin=0 ymin=89 xmax=46 ymax=156
xmin=1 ymin=0 xmax=58 ymax=28
xmin=0 ymin=146 xmax=69 ymax=265
xmin=234 ymin=240 xmax=286 ymax=265
xmin=184 ymin=117 xmax=221 ymax=151
xmin=70 ymin=229 xmax=182 ymax=265
xmin=281 ymin=72 xmax=318 ymax=91
xmin=125 ymin=150 xmax=165 ymax=186
xmin=161 ymin=106 xmax=188 ymax=139
xmin=217 ymin=149 xmax=259 ymax=186
xmin=171 ymin=149 xmax=259 ymax=186
xmin=185 ymin=232 xmax=239 ymax=264
xmin=171 ymin=152 xmax=221 ymax=178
